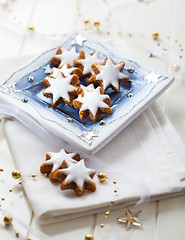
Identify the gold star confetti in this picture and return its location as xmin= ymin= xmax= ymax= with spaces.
xmin=118 ymin=208 xmax=142 ymax=230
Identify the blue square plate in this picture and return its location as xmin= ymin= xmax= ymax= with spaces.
xmin=0 ymin=33 xmax=174 ymax=154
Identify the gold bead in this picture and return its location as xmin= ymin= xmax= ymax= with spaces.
xmin=85 ymin=233 xmax=94 ymax=240
xmin=179 ymin=44 xmax=182 ymax=47
xmin=166 ymin=36 xmax=170 ymax=39
xmin=44 ymin=173 xmax=48 ymax=177
xmin=4 ymin=216 xmax=13 ymax=225
xmin=111 ymin=200 xmax=115 ymax=204
xmin=180 ymin=56 xmax=183 ymax=58
xmin=98 ymin=172 xmax=107 ymax=182
xmin=94 ymin=21 xmax=100 ymax=28
xmin=12 ymin=170 xmax=21 ymax=179
xmin=9 ymin=189 xmax=13 ymax=192
xmin=107 ymin=31 xmax=110 ymax=35
xmin=0 ymin=168 xmax=3 ymax=172
xmin=19 ymin=181 xmax=23 ymax=185
xmin=28 ymin=26 xmax=35 ymax=31
xmin=100 ymin=223 xmax=104 ymax=228
xmin=32 ymin=174 xmax=36 ymax=178
xmin=152 ymin=31 xmax=159 ymax=40
xmin=1 ymin=198 xmax=5 ymax=201
xmin=84 ymin=19 xmax=90 ymax=25
xmin=113 ymin=181 xmax=117 ymax=184
xmin=175 ymin=40 xmax=178 ymax=43
xmin=15 ymin=232 xmax=19 ymax=237
xmin=105 ymin=211 xmax=109 ymax=215
xmin=128 ymin=33 xmax=132 ymax=37
xmin=181 ymin=48 xmax=183 ymax=51
xmin=114 ymin=189 xmax=117 ymax=193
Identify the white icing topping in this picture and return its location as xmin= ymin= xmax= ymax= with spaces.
xmin=55 ymin=47 xmax=79 ymax=68
xmin=44 ymin=149 xmax=77 ymax=172
xmin=80 ymin=84 xmax=95 ymax=94
xmin=59 ymin=159 xmax=95 ymax=190
xmin=75 ymin=86 xmax=110 ymax=117
xmin=51 ymin=64 xmax=77 ymax=78
xmin=95 ymin=57 xmax=128 ymax=90
xmin=77 ymin=51 xmax=104 ymax=75
xmin=44 ymin=72 xmax=77 ymax=103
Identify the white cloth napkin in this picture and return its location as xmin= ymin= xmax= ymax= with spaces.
xmin=1 ymin=56 xmax=185 ymax=225
xmin=3 ymin=102 xmax=185 ymax=224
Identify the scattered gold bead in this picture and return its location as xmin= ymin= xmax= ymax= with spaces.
xmin=15 ymin=232 xmax=19 ymax=237
xmin=180 ymin=48 xmax=183 ymax=51
xmin=113 ymin=181 xmax=117 ymax=184
xmin=105 ymin=211 xmax=109 ymax=215
xmin=152 ymin=31 xmax=159 ymax=40
xmin=107 ymin=31 xmax=110 ymax=35
xmin=98 ymin=172 xmax=107 ymax=182
xmin=12 ymin=170 xmax=21 ymax=179
xmin=128 ymin=33 xmax=132 ymax=37
xmin=94 ymin=21 xmax=100 ymax=28
xmin=114 ymin=189 xmax=117 ymax=193
xmin=118 ymin=32 xmax=122 ymax=36
xmin=44 ymin=173 xmax=48 ymax=177
xmin=179 ymin=44 xmax=182 ymax=47
xmin=180 ymin=56 xmax=183 ymax=58
xmin=1 ymin=198 xmax=5 ymax=201
xmin=0 ymin=168 xmax=3 ymax=172
xmin=85 ymin=233 xmax=94 ymax=240
xmin=28 ymin=26 xmax=35 ymax=31
xmin=3 ymin=216 xmax=13 ymax=225
xmin=32 ymin=174 xmax=36 ymax=178
xmin=166 ymin=36 xmax=170 ymax=39
xmin=175 ymin=40 xmax=178 ymax=43
xmin=19 ymin=181 xmax=23 ymax=185
xmin=111 ymin=200 xmax=115 ymax=204
xmin=100 ymin=223 xmax=104 ymax=228
xmin=9 ymin=189 xmax=13 ymax=192
xmin=84 ymin=19 xmax=90 ymax=25
xmin=27 ymin=238 xmax=31 ymax=240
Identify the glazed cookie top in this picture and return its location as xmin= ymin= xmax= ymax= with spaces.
xmin=58 ymin=159 xmax=96 ymax=190
xmin=54 ymin=47 xmax=79 ymax=68
xmin=77 ymin=51 xmax=104 ymax=75
xmin=44 ymin=149 xmax=78 ymax=171
xmin=51 ymin=64 xmax=78 ymax=78
xmin=75 ymin=86 xmax=111 ymax=116
xmin=93 ymin=57 xmax=128 ymax=91
xmin=44 ymin=72 xmax=78 ymax=104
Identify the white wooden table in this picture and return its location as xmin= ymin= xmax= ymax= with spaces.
xmin=0 ymin=0 xmax=185 ymax=239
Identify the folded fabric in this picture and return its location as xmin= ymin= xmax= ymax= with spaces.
xmin=4 ymin=101 xmax=185 ymax=224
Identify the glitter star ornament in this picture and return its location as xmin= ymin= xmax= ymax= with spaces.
xmin=144 ymin=71 xmax=160 ymax=83
xmin=149 ymin=43 xmax=167 ymax=58
xmin=80 ymin=130 xmax=98 ymax=143
xmin=118 ymin=208 xmax=142 ymax=230
xmin=71 ymin=34 xmax=87 ymax=46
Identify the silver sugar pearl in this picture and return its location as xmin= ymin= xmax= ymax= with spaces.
xmin=99 ymin=120 xmax=105 ymax=125
xmin=28 ymin=76 xmax=34 ymax=82
xmin=127 ymin=93 xmax=133 ymax=98
xmin=127 ymin=67 xmax=134 ymax=73
xmin=21 ymin=98 xmax=28 ymax=103
xmin=66 ymin=117 xmax=73 ymax=123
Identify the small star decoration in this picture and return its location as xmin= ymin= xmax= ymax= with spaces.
xmin=144 ymin=71 xmax=160 ymax=83
xmin=71 ymin=34 xmax=87 ymax=46
xmin=80 ymin=130 xmax=98 ymax=143
xmin=118 ymin=208 xmax=142 ymax=230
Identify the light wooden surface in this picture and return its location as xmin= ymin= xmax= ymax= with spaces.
xmin=0 ymin=0 xmax=185 ymax=239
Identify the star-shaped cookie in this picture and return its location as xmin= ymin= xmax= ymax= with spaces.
xmin=73 ymin=85 xmax=112 ymax=122
xmin=51 ymin=47 xmax=79 ymax=68
xmin=43 ymin=72 xmax=81 ymax=106
xmin=40 ymin=149 xmax=80 ymax=182
xmin=74 ymin=50 xmax=104 ymax=77
xmin=89 ymin=57 xmax=129 ymax=92
xmin=53 ymin=159 xmax=96 ymax=196
xmin=50 ymin=64 xmax=82 ymax=78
